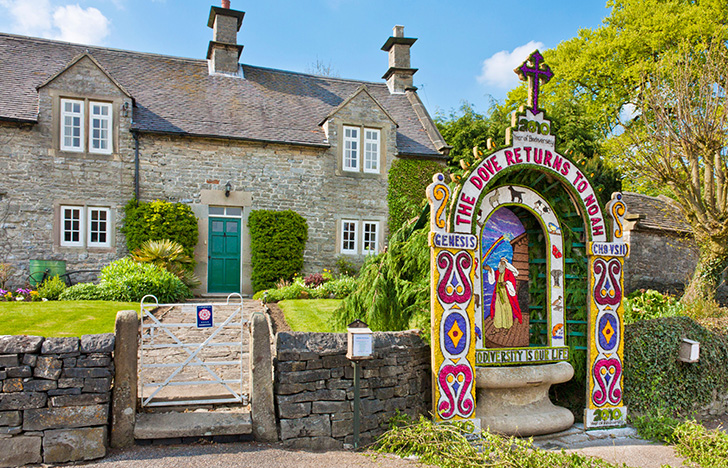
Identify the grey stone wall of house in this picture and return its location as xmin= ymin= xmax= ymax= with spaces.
xmin=0 ymin=55 xmax=135 ymax=288
xmin=274 ymin=331 xmax=430 ymax=450
xmin=136 ymin=89 xmax=396 ymax=295
xmin=0 ymin=333 xmax=115 ymax=466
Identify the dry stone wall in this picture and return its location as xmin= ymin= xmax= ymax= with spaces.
xmin=0 ymin=333 xmax=114 ymax=467
xmin=274 ymin=331 xmax=430 ymax=449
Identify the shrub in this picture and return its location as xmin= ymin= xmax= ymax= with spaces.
xmin=335 ymin=256 xmax=359 ymax=277
xmin=97 ymin=257 xmax=191 ymax=303
xmin=131 ymin=239 xmax=199 ymax=288
xmin=624 ymin=316 xmax=728 ymax=416
xmin=38 ymin=275 xmax=67 ymax=300
xmin=0 ymin=263 xmax=12 ymax=289
xmin=253 ymin=276 xmax=356 ymax=302
xmin=673 ymin=420 xmax=728 ymax=468
xmin=59 ymin=283 xmax=103 ymax=301
xmin=60 ymin=258 xmax=191 ymax=303
xmin=248 ymin=210 xmax=308 ymax=292
xmin=304 ymin=273 xmax=326 ymax=288
xmin=122 ymin=199 xmax=198 ymax=257
xmin=334 ymin=220 xmax=430 ymax=336
xmin=624 ymin=289 xmax=683 ymax=324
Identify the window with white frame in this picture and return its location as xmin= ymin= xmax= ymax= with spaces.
xmin=89 ymin=103 xmax=112 ymax=154
xmin=362 ymin=221 xmax=379 ymax=254
xmin=343 ymin=126 xmax=359 ymax=171
xmin=60 ymin=98 xmax=113 ymax=154
xmin=342 ymin=125 xmax=381 ymax=174
xmin=341 ymin=220 xmax=358 ymax=254
xmin=340 ymin=220 xmax=380 ymax=255
xmin=60 ymin=205 xmax=112 ymax=248
xmin=363 ymin=129 xmax=380 ymax=173
xmin=61 ymin=206 xmax=84 ymax=247
xmin=87 ymin=207 xmax=111 ymax=247
xmin=61 ymin=99 xmax=84 ymax=152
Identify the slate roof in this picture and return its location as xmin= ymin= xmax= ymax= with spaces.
xmin=622 ymin=192 xmax=692 ymax=233
xmin=0 ymin=32 xmax=445 ymax=157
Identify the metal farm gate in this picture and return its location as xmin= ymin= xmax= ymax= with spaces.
xmin=139 ymin=294 xmax=248 ymax=407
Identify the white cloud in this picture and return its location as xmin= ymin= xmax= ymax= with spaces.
xmin=477 ymin=41 xmax=545 ymax=89
xmin=53 ymin=5 xmax=109 ymax=44
xmin=0 ymin=1 xmax=110 ymax=45
xmin=0 ymin=0 xmax=54 ymax=36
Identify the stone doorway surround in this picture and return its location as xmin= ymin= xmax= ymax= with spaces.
xmin=193 ymin=189 xmax=254 ymax=296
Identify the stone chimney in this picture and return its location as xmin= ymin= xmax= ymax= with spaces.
xmin=207 ymin=1 xmax=245 ymax=75
xmin=381 ymin=25 xmax=418 ymax=93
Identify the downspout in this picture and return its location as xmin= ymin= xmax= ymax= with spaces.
xmin=132 ymin=130 xmax=140 ymax=205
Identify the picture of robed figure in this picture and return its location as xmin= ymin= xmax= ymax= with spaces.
xmin=485 ymin=257 xmax=522 ymax=330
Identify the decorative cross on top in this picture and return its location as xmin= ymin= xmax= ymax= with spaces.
xmin=515 ymin=50 xmax=553 ymax=112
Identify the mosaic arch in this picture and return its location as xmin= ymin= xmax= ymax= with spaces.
xmin=427 ymin=50 xmax=629 ymax=429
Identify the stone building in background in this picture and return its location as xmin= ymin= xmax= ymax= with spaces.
xmin=0 ymin=4 xmax=449 ymax=294
xmin=621 ymin=192 xmax=707 ymax=298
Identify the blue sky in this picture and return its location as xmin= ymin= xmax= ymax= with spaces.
xmin=0 ymin=0 xmax=611 ymax=116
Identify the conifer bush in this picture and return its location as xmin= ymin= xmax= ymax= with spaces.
xmin=334 ymin=219 xmax=430 ymax=336
xmin=248 ymin=210 xmax=308 ymax=292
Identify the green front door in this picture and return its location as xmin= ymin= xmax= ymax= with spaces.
xmin=208 ymin=217 xmax=241 ymax=293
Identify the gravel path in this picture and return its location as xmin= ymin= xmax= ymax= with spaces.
xmin=72 ymin=443 xmax=430 ymax=468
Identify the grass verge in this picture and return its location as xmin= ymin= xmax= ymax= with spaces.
xmin=278 ymin=299 xmax=342 ymax=332
xmin=0 ymin=301 xmax=137 ymax=337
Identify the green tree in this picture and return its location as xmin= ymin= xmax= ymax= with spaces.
xmin=529 ymin=0 xmax=728 ymax=138
xmin=621 ymin=43 xmax=728 ymax=301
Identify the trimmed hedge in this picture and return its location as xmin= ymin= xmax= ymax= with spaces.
xmin=387 ymin=158 xmax=445 ymax=236
xmin=248 ymin=210 xmax=308 ymax=292
xmin=624 ymin=316 xmax=728 ymax=416
xmin=122 ymin=199 xmax=198 ymax=256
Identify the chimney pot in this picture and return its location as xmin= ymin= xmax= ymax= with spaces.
xmin=222 ymin=0 xmax=230 ymax=8
xmin=393 ymin=25 xmax=404 ymax=37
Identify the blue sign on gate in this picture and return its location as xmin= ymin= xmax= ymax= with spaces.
xmin=196 ymin=305 xmax=213 ymax=328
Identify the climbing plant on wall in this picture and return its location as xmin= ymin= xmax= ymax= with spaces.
xmin=122 ymin=199 xmax=199 ymax=257
xmin=248 ymin=210 xmax=308 ymax=292
xmin=387 ymin=159 xmax=446 ymax=237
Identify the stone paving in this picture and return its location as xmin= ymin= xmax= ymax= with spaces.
xmin=138 ymin=299 xmax=263 ymax=406
xmin=532 ymin=424 xmax=687 ymax=468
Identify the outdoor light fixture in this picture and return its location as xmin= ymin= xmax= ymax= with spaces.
xmin=121 ymin=102 xmax=129 ymax=117
xmin=678 ymin=338 xmax=700 ymax=363
xmin=225 ymin=181 xmax=231 ymax=197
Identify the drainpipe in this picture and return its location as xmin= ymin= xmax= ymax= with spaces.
xmin=132 ymin=130 xmax=140 ymax=205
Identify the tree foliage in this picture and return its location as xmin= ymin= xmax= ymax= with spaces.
xmin=528 ymin=0 xmax=728 ymax=138
xmin=621 ymin=43 xmax=728 ymax=300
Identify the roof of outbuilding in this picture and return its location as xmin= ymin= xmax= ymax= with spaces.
xmin=0 ymin=32 xmax=445 ymax=157
xmin=622 ymin=192 xmax=692 ymax=233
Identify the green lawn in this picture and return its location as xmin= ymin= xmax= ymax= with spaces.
xmin=278 ymin=299 xmax=343 ymax=332
xmin=0 ymin=301 xmax=138 ymax=337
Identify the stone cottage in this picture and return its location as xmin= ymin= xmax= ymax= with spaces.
xmin=0 ymin=3 xmax=449 ymax=295
xmin=621 ymin=192 xmax=700 ymax=296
